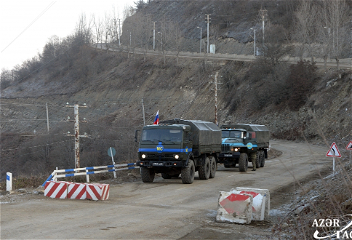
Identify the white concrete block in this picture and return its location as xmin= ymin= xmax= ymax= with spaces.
xmin=216 ymin=191 xmax=253 ymax=224
xmin=235 ymin=187 xmax=270 ymax=221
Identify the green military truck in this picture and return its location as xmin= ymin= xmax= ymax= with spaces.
xmin=136 ymin=119 xmax=221 ymax=184
xmin=218 ymin=124 xmax=270 ymax=172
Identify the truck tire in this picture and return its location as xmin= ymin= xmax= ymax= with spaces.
xmin=140 ymin=167 xmax=155 ymax=183
xmin=198 ymin=156 xmax=210 ymax=180
xmin=239 ymin=153 xmax=248 ymax=172
xmin=209 ymin=156 xmax=216 ymax=178
xmin=260 ymin=151 xmax=265 ymax=167
xmin=181 ymin=160 xmax=195 ymax=184
xmin=161 ymin=173 xmax=172 ymax=179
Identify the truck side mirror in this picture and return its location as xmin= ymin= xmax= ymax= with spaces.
xmin=135 ymin=130 xmax=140 ymax=142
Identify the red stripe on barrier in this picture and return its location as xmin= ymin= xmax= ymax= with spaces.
xmin=76 ymin=186 xmax=86 ymax=199
xmin=67 ymin=184 xmax=79 ymax=198
xmin=46 ymin=182 xmax=58 ymax=197
xmin=57 ymin=183 xmax=68 ymax=198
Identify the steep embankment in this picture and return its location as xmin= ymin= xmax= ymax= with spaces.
xmin=2 ymin=48 xmax=352 ymax=141
xmin=1 ymin=46 xmax=352 ymax=182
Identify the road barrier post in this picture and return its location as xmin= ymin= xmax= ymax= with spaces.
xmin=6 ymin=172 xmax=12 ymax=192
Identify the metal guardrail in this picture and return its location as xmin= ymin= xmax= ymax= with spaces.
xmin=42 ymin=163 xmax=139 ymax=186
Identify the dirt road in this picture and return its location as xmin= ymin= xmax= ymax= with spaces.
xmin=1 ymin=140 xmax=331 ymax=239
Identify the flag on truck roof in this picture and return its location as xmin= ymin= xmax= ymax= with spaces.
xmin=153 ymin=110 xmax=159 ymax=125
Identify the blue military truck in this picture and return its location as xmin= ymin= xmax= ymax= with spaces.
xmin=136 ymin=119 xmax=221 ymax=184
xmin=218 ymin=124 xmax=270 ymax=172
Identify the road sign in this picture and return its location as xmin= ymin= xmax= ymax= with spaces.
xmin=108 ymin=147 xmax=117 ymax=179
xmin=326 ymin=142 xmax=341 ymax=158
xmin=346 ymin=141 xmax=352 ymax=150
xmin=108 ymin=147 xmax=116 ymax=157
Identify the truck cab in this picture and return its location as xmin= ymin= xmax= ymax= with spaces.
xmin=136 ymin=119 xmax=221 ymax=184
xmin=137 ymin=124 xmax=192 ymax=167
xmin=218 ymin=124 xmax=269 ymax=172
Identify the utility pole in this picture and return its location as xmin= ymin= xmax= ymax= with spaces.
xmin=153 ymin=22 xmax=156 ymax=51
xmin=250 ymin=28 xmax=256 ymax=56
xmin=158 ymin=32 xmax=163 ymax=51
xmin=214 ymin=72 xmax=219 ymax=125
xmin=141 ymin=99 xmax=146 ymax=126
xmin=259 ymin=8 xmax=268 ymax=51
xmin=46 ymin=103 xmax=50 ymax=133
xmin=197 ymin=26 xmax=202 ymax=53
xmin=46 ymin=103 xmax=50 ymax=161
xmin=66 ymin=103 xmax=88 ymax=168
xmin=205 ymin=14 xmax=211 ymax=53
xmin=118 ymin=19 xmax=121 ymax=47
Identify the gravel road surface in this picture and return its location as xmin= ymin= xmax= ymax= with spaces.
xmin=0 ymin=140 xmax=330 ymax=239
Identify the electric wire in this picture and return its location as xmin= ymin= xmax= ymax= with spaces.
xmin=1 ymin=1 xmax=57 ymax=53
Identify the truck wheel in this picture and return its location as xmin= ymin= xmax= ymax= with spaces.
xmin=140 ymin=167 xmax=155 ymax=183
xmin=181 ymin=160 xmax=195 ymax=184
xmin=239 ymin=153 xmax=248 ymax=172
xmin=161 ymin=173 xmax=172 ymax=179
xmin=198 ymin=156 xmax=210 ymax=180
xmin=209 ymin=156 xmax=216 ymax=178
xmin=260 ymin=151 xmax=265 ymax=167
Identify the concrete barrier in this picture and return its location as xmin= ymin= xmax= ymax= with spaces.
xmin=44 ymin=181 xmax=109 ymax=201
xmin=44 ymin=181 xmax=68 ymax=199
xmin=216 ymin=188 xmax=270 ymax=224
xmin=67 ymin=182 xmax=86 ymax=200
xmin=86 ymin=183 xmax=110 ymax=201
xmin=235 ymin=187 xmax=270 ymax=221
xmin=216 ymin=191 xmax=253 ymax=224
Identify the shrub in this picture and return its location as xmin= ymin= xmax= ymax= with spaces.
xmin=286 ymin=60 xmax=318 ymax=111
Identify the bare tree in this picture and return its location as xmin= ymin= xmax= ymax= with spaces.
xmin=75 ymin=14 xmax=93 ymax=46
xmin=103 ymin=13 xmax=112 ymax=52
xmin=320 ymin=0 xmax=350 ymax=73
xmin=110 ymin=6 xmax=121 ymax=46
xmin=92 ymin=15 xmax=104 ymax=49
xmin=294 ymin=0 xmax=320 ymax=62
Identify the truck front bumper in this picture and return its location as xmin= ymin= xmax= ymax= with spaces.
xmin=219 ymin=152 xmax=240 ymax=159
xmin=137 ymin=160 xmax=185 ymax=168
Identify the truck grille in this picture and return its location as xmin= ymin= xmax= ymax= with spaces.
xmin=146 ymin=153 xmax=175 ymax=159
xmin=221 ymin=144 xmax=230 ymax=152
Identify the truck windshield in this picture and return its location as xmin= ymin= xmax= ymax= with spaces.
xmin=222 ymin=130 xmax=241 ymax=138
xmin=142 ymin=129 xmax=182 ymax=143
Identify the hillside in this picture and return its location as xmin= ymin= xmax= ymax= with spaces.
xmin=1 ymin=0 xmax=352 ymax=181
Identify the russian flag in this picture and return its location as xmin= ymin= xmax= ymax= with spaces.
xmin=153 ymin=110 xmax=159 ymax=125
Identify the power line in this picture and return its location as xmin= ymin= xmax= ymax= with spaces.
xmin=1 ymin=1 xmax=56 ymax=53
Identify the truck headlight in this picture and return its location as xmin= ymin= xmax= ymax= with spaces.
xmin=141 ymin=154 xmax=147 ymax=159
xmin=234 ymin=148 xmax=239 ymax=151
xmin=174 ymin=154 xmax=179 ymax=159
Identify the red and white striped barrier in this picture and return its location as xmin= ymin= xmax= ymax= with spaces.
xmin=44 ymin=181 xmax=109 ymax=201
xmin=235 ymin=187 xmax=270 ymax=221
xmin=216 ymin=188 xmax=270 ymax=224
xmin=217 ymin=191 xmax=253 ymax=224
xmin=86 ymin=183 xmax=110 ymax=201
xmin=67 ymin=182 xmax=86 ymax=200
xmin=44 ymin=181 xmax=68 ymax=199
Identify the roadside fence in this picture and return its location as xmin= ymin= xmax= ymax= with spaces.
xmin=42 ymin=163 xmax=139 ymax=186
